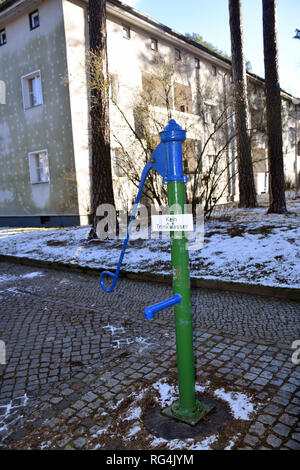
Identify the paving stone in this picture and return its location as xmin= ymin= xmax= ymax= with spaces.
xmin=291 ymin=433 xmax=300 ymax=442
xmin=266 ymin=434 xmax=282 ymax=448
xmin=244 ymin=434 xmax=259 ymax=447
xmin=273 ymin=423 xmax=291 ymax=438
xmin=285 ymin=404 xmax=300 ymax=416
xmin=263 ymin=404 xmax=282 ymax=416
xmin=82 ymin=392 xmax=98 ymax=403
xmin=71 ymin=401 xmax=86 ymax=411
xmin=279 ymin=413 xmax=298 ymax=427
xmin=248 ymin=422 xmax=266 ymax=437
xmin=284 ymin=440 xmax=300 ymax=450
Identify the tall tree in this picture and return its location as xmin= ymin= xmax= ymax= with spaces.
xmin=262 ymin=0 xmax=287 ymax=213
xmin=228 ymin=0 xmax=257 ymax=208
xmin=89 ymin=0 xmax=115 ymax=231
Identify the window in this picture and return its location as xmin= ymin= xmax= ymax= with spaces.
xmin=174 ymin=82 xmax=193 ymax=114
xmin=28 ymin=150 xmax=50 ymax=184
xmin=195 ymin=58 xmax=200 ymax=69
xmin=204 ymin=101 xmax=217 ymax=124
xmin=0 ymin=28 xmax=7 ymax=46
xmin=142 ymin=72 xmax=166 ymax=108
xmin=150 ymin=38 xmax=158 ymax=51
xmin=29 ymin=10 xmax=39 ymax=30
xmin=122 ymin=25 xmax=130 ymax=39
xmin=21 ymin=70 xmax=43 ymax=109
xmin=204 ymin=111 xmax=212 ymax=124
xmin=175 ymin=48 xmax=181 ymax=61
xmin=212 ymin=65 xmax=217 ymax=76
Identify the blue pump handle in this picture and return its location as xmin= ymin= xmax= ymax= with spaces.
xmin=143 ymin=293 xmax=182 ymax=320
xmin=100 ymin=121 xmax=188 ymax=319
xmin=100 ymin=161 xmax=153 ymax=293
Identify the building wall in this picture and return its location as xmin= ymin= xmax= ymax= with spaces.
xmin=0 ymin=0 xmax=79 ymax=223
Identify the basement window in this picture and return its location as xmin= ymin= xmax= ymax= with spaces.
xmin=28 ymin=150 xmax=50 ymax=184
xmin=29 ymin=10 xmax=40 ymax=30
xmin=0 ymin=28 xmax=7 ymax=46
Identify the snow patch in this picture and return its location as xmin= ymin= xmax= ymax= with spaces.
xmin=152 ymin=379 xmax=178 ymax=407
xmin=213 ymin=388 xmax=257 ymax=420
xmin=124 ymin=406 xmax=142 ymax=421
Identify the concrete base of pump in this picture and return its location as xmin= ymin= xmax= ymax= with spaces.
xmin=144 ymin=396 xmax=233 ymax=440
xmin=161 ymin=399 xmax=214 ymax=426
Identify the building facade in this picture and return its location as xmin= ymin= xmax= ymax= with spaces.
xmin=0 ymin=0 xmax=299 ymax=227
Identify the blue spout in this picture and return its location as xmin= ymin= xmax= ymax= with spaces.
xmin=143 ymin=293 xmax=182 ymax=320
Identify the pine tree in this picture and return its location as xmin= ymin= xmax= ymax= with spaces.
xmin=229 ymin=0 xmax=257 ymax=208
xmin=89 ymin=0 xmax=115 ymax=231
xmin=262 ymin=0 xmax=287 ymax=213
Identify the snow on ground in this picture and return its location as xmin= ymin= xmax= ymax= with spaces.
xmin=95 ymin=377 xmax=261 ymax=451
xmin=0 ymin=394 xmax=29 ymax=438
xmin=149 ymin=434 xmax=219 ymax=451
xmin=151 ymin=378 xmax=260 ymax=422
xmin=0 ymin=192 xmax=299 ymax=289
xmin=213 ymin=388 xmax=257 ymax=420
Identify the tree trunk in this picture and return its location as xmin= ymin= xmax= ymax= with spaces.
xmin=89 ymin=0 xmax=115 ymax=230
xmin=229 ymin=0 xmax=257 ymax=208
xmin=262 ymin=0 xmax=287 ymax=213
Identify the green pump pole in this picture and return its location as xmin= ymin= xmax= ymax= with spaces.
xmin=160 ymin=120 xmax=212 ymax=425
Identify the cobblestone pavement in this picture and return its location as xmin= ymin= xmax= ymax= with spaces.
xmin=0 ymin=261 xmax=299 ymax=450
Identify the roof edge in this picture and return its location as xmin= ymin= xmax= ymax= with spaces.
xmin=0 ymin=0 xmax=298 ymax=99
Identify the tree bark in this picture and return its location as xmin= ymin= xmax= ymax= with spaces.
xmin=262 ymin=0 xmax=287 ymax=213
xmin=229 ymin=0 xmax=257 ymax=208
xmin=89 ymin=0 xmax=115 ymax=230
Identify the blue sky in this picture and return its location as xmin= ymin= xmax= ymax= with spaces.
xmin=124 ymin=0 xmax=300 ymax=97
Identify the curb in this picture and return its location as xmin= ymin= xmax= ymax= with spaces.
xmin=0 ymin=253 xmax=299 ymax=302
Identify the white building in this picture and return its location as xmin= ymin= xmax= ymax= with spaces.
xmin=0 ymin=0 xmax=299 ymax=226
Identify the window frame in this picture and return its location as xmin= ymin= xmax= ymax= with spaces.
xmin=29 ymin=9 xmax=40 ymax=31
xmin=212 ymin=65 xmax=217 ymax=76
xmin=204 ymin=100 xmax=217 ymax=124
xmin=150 ymin=38 xmax=158 ymax=51
xmin=28 ymin=149 xmax=50 ymax=185
xmin=0 ymin=28 xmax=7 ymax=47
xmin=122 ymin=25 xmax=131 ymax=39
xmin=21 ymin=70 xmax=43 ymax=110
xmin=175 ymin=48 xmax=181 ymax=61
xmin=195 ymin=57 xmax=200 ymax=69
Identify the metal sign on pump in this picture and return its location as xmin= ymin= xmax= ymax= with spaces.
xmin=100 ymin=119 xmax=212 ymax=425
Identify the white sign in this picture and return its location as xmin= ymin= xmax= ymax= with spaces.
xmin=151 ymin=214 xmax=193 ymax=232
